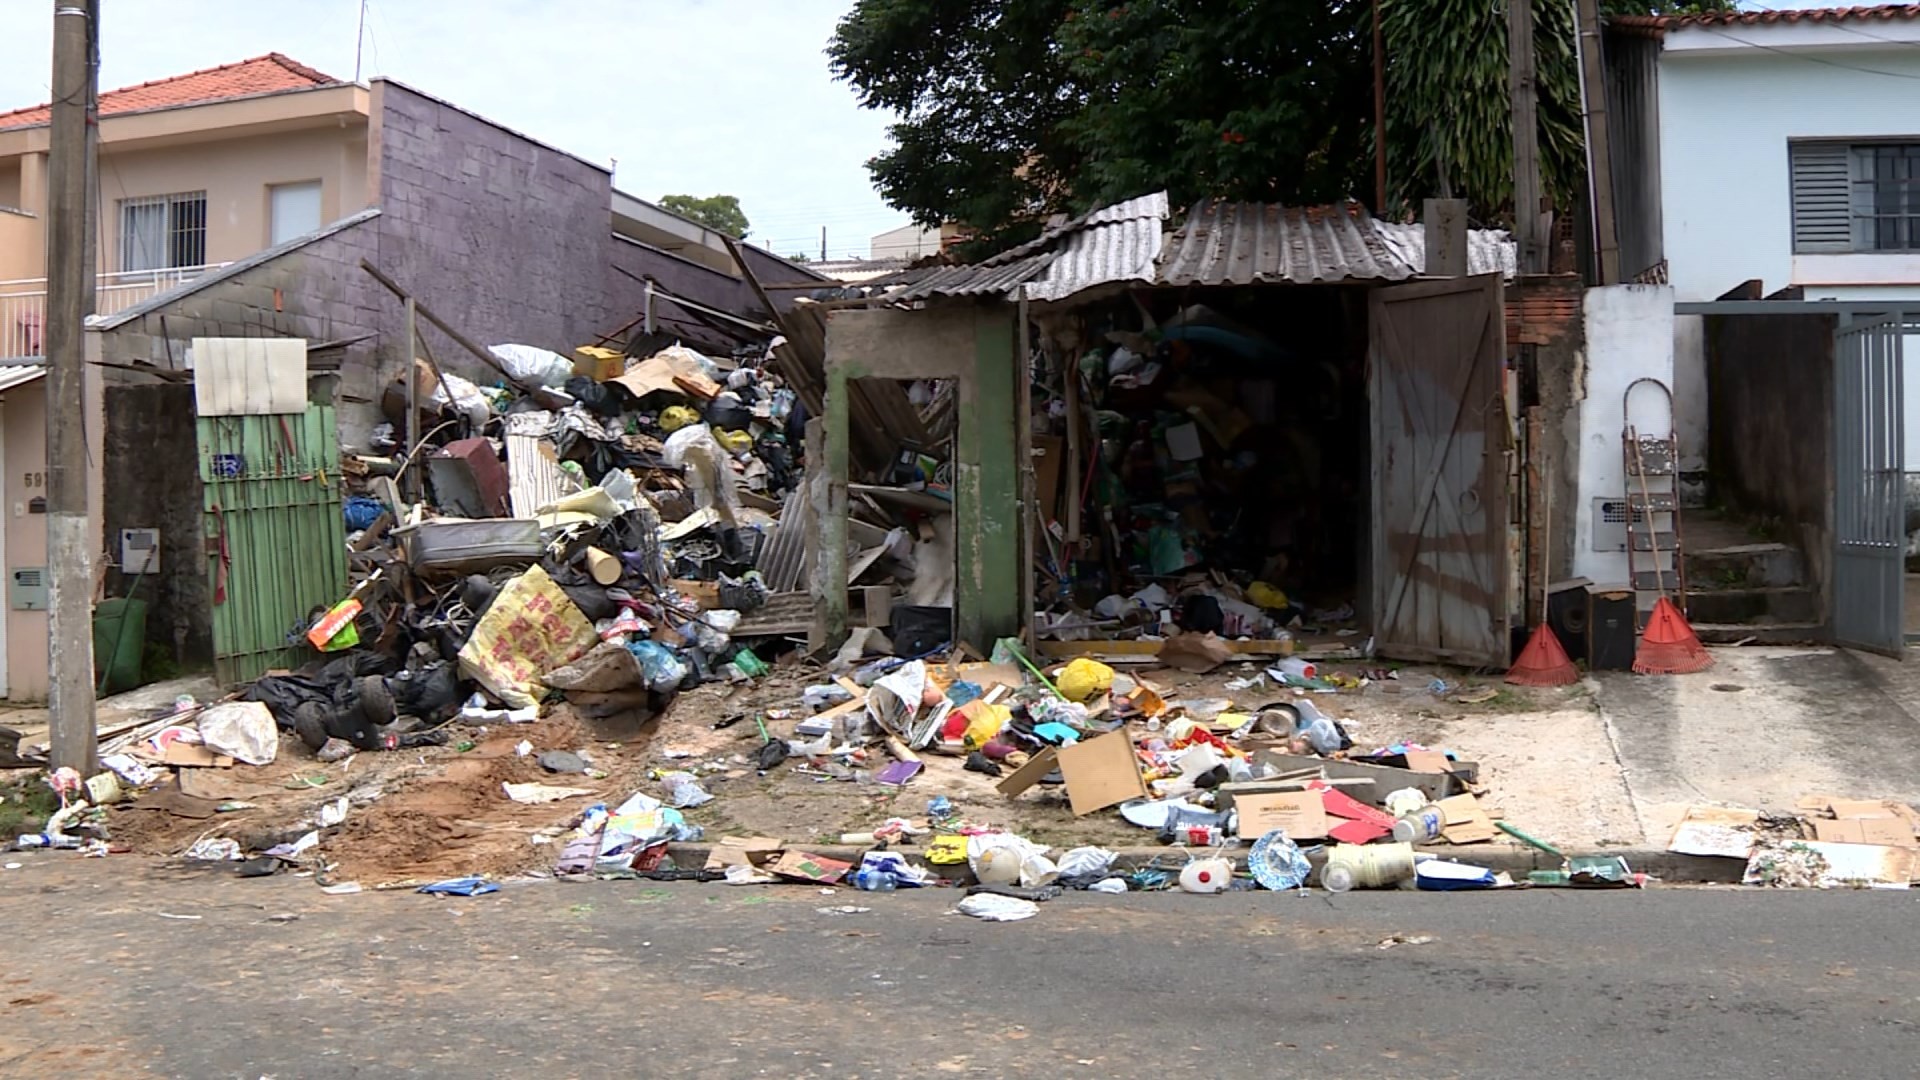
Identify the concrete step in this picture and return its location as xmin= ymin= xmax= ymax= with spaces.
xmin=1691 ymin=621 xmax=1825 ymax=645
xmin=1684 ymin=543 xmax=1804 ymax=590
xmin=1683 ymin=585 xmax=1819 ymax=626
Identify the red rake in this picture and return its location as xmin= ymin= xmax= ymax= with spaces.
xmin=1507 ymin=623 xmax=1579 ymax=686
xmin=1634 ymin=595 xmax=1713 ymax=675
xmin=1507 ymin=447 xmax=1578 ymax=687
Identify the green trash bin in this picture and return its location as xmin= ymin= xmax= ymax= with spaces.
xmin=93 ymin=596 xmax=147 ymax=695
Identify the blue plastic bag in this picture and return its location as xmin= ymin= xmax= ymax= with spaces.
xmin=418 ymin=876 xmax=499 ymax=897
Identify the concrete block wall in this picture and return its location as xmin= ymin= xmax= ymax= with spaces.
xmin=370 ymin=80 xmax=614 ymax=380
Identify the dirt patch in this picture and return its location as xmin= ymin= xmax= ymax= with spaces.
xmin=107 ymin=706 xmax=664 ymax=886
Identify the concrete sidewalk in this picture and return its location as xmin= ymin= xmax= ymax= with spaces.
xmin=1592 ymin=646 xmax=1920 ymax=843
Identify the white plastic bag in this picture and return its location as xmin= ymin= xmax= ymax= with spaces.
xmin=426 ymin=369 xmax=492 ymax=428
xmin=196 ymin=701 xmax=278 ymax=765
xmin=489 ymin=343 xmax=574 ymax=388
xmin=967 ymin=833 xmax=1055 ymax=887
xmin=1056 ymin=846 xmax=1118 ymax=886
xmin=662 ymin=424 xmax=741 ymax=526
xmin=956 ymin=894 xmax=1039 ymax=922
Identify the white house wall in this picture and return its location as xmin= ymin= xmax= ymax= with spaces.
xmin=1575 ymin=285 xmax=1676 ymax=586
xmin=1658 ymin=44 xmax=1920 ymax=490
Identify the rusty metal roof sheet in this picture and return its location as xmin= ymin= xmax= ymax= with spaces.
xmin=890 ymin=252 xmax=1055 ymax=302
xmin=1157 ymin=200 xmax=1414 ymax=286
xmin=1372 ymin=220 xmax=1517 ymax=280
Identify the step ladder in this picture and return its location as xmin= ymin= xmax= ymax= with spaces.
xmin=1622 ymin=378 xmax=1687 ymax=626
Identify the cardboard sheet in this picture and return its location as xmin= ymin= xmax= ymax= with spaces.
xmin=1055 ymin=730 xmax=1149 ymax=815
xmin=1233 ymin=792 xmax=1328 ymax=839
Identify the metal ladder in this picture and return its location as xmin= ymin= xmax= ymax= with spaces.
xmin=1622 ymin=378 xmax=1686 ymax=625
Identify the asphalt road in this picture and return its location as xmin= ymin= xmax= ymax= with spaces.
xmin=2 ymin=856 xmax=1917 ymax=1078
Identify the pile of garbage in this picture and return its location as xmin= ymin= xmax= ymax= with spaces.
xmin=311 ymin=338 xmax=808 ymax=754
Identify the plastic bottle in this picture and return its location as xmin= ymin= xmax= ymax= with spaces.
xmin=1391 ymin=804 xmax=1447 ymax=844
xmin=1274 ymin=657 xmax=1318 ymax=681
xmin=853 ymin=868 xmax=897 ymax=892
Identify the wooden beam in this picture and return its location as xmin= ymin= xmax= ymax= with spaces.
xmin=1509 ymin=0 xmax=1547 ymax=275
xmin=358 ymin=259 xmax=530 ymax=391
xmin=1574 ymin=0 xmax=1621 ymax=284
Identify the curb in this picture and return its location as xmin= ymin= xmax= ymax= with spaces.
xmin=665 ymin=841 xmax=1746 ymax=884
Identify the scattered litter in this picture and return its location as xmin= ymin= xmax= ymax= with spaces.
xmin=184 ymin=838 xmax=242 ymax=861
xmin=418 ymin=876 xmax=500 ymax=897
xmin=503 ymin=782 xmax=596 ymax=805
xmin=956 ymin=893 xmax=1039 ymax=922
xmin=1377 ymin=934 xmax=1435 ymax=950
xmin=817 ymin=905 xmax=872 ymax=916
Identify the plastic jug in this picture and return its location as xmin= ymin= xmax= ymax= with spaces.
xmin=1178 ymin=857 xmax=1235 ymax=894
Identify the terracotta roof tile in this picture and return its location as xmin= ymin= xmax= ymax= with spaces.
xmin=0 ymin=53 xmax=339 ymax=131
xmin=1612 ymin=4 xmax=1920 ymax=32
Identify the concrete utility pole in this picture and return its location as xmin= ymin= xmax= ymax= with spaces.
xmin=45 ymin=0 xmax=98 ymax=777
xmin=1508 ymin=0 xmax=1547 ymax=275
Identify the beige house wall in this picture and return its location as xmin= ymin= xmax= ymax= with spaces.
xmin=0 ymin=85 xmax=370 ymax=285
xmin=96 ymin=123 xmax=369 ymax=272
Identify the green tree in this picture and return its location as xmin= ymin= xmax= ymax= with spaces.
xmin=830 ymin=0 xmax=1728 ymax=247
xmin=828 ymin=0 xmax=1084 ymax=252
xmin=658 ymin=194 xmax=751 ymax=238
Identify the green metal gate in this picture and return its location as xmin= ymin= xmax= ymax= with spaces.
xmin=199 ymin=407 xmax=348 ymax=685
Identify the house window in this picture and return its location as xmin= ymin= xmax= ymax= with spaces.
xmin=118 ymin=191 xmax=207 ymax=271
xmin=1791 ymin=141 xmax=1920 ymax=254
xmin=268 ymin=180 xmax=323 ymax=245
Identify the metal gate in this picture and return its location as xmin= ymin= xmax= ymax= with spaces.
xmin=1368 ymin=274 xmax=1512 ymax=666
xmin=1832 ymin=315 xmax=1907 ymax=656
xmin=199 ymin=407 xmax=348 ymax=685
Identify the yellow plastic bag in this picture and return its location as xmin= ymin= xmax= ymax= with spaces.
xmin=714 ymin=428 xmax=754 ymax=454
xmin=1057 ymin=657 xmax=1116 ymax=702
xmin=457 ymin=565 xmax=598 ymax=708
xmin=1248 ymin=581 xmax=1290 ymax=610
xmin=659 ymin=405 xmax=701 ymax=433
xmin=925 ymin=835 xmax=969 ymax=865
xmin=961 ymin=701 xmax=1011 ymax=749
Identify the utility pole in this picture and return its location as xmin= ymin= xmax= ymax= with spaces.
xmin=1573 ymin=0 xmax=1620 ymax=284
xmin=1508 ymin=0 xmax=1547 ymax=275
xmin=819 ymin=226 xmax=826 ymax=263
xmin=46 ymin=0 xmax=98 ymax=777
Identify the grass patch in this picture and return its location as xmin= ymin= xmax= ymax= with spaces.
xmin=0 ymin=777 xmax=59 ymax=835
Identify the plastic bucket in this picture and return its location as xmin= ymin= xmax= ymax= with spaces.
xmin=1322 ymin=842 xmax=1416 ymax=889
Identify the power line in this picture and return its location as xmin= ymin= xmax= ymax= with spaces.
xmin=1695 ymin=27 xmax=1920 ymax=80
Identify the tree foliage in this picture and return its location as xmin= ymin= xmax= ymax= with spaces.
xmin=831 ymin=0 xmax=1728 ymax=247
xmin=658 ymin=193 xmax=751 ymax=238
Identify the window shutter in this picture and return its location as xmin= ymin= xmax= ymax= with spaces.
xmin=1791 ymin=141 xmax=1852 ymax=253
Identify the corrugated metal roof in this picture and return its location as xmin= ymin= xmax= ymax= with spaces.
xmin=0 ymin=364 xmax=47 ymax=394
xmin=890 ymin=251 xmax=1055 ymax=302
xmin=1025 ymin=191 xmax=1168 ymax=303
xmin=1157 ymin=200 xmax=1414 ymax=286
xmin=1372 ymin=220 xmax=1517 ymax=280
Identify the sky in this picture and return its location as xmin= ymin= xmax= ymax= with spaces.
xmin=0 ymin=0 xmax=911 ymax=260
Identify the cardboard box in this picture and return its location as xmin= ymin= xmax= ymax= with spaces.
xmin=1055 ymin=730 xmax=1149 ymax=815
xmin=1812 ymin=817 xmax=1915 ymax=848
xmin=996 ymin=746 xmax=1062 ymax=799
xmin=1667 ymin=805 xmax=1761 ymax=858
xmin=161 ymin=742 xmax=233 ymax=769
xmin=1256 ymin=751 xmax=1463 ymax=804
xmin=668 ymin=579 xmax=721 ymax=610
xmin=573 ymin=345 xmax=625 ymax=381
xmin=1231 ymin=792 xmax=1328 ymax=839
xmin=1437 ymin=793 xmax=1497 ymax=844
xmin=704 ymin=835 xmax=784 ymax=870
xmin=770 ymin=850 xmax=852 ymax=884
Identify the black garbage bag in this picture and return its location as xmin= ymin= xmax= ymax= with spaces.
xmin=565 ymin=375 xmax=629 ymax=418
xmin=389 ymin=660 xmax=462 ymax=723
